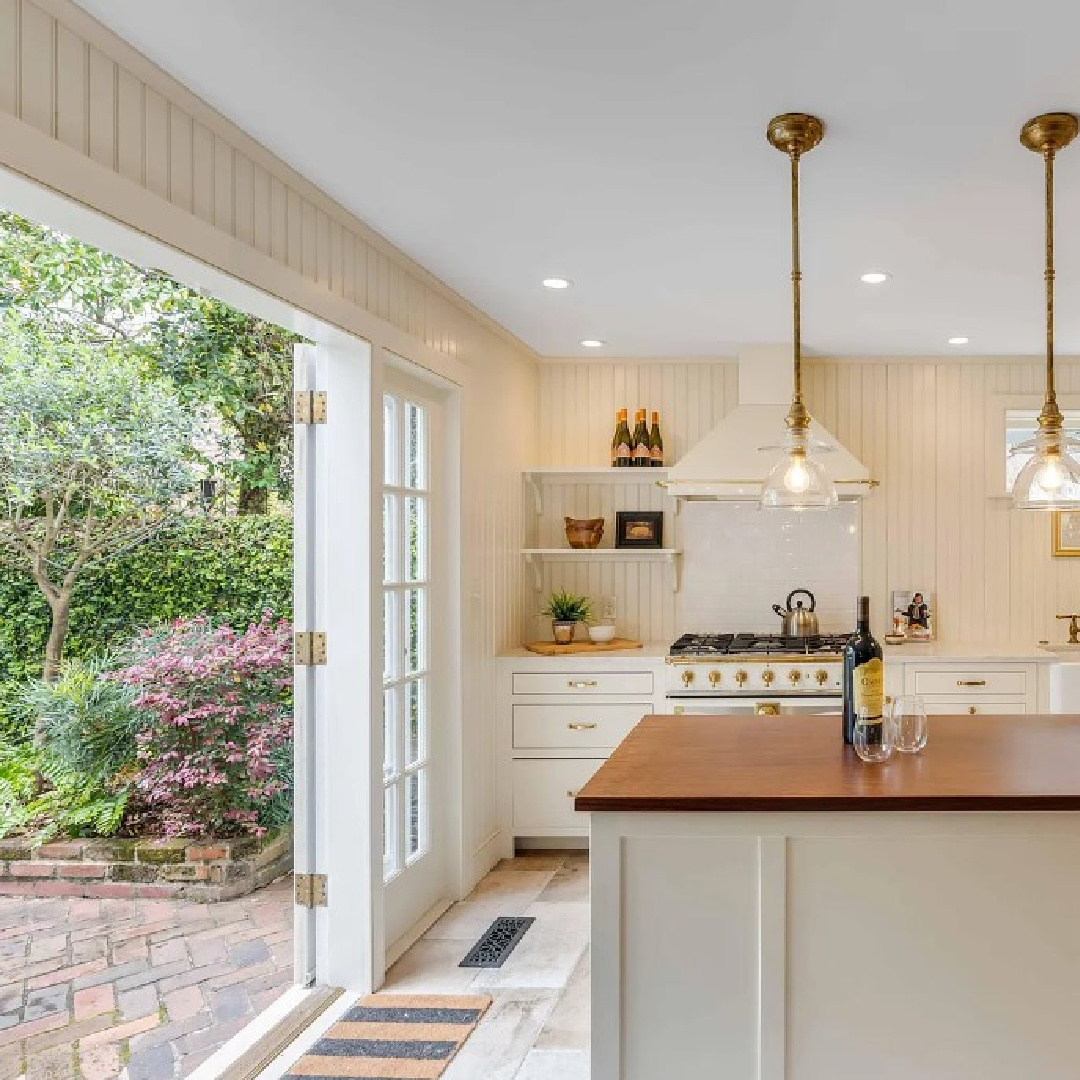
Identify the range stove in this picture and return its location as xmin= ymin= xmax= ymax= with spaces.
xmin=665 ymin=631 xmax=849 ymax=713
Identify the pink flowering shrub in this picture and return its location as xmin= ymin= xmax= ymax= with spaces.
xmin=111 ymin=613 xmax=292 ymax=838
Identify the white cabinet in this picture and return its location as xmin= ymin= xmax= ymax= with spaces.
xmin=499 ymin=656 xmax=662 ymax=846
xmin=901 ymin=660 xmax=1037 ymax=716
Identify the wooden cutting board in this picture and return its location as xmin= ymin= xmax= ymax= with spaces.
xmin=523 ymin=638 xmax=643 ymax=655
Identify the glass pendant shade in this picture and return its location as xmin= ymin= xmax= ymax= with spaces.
xmin=1011 ymin=429 xmax=1080 ymax=510
xmin=760 ymin=430 xmax=838 ymax=510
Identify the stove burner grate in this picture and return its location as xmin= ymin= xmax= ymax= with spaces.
xmin=670 ymin=632 xmax=850 ymax=657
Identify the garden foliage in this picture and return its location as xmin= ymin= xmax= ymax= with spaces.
xmin=111 ymin=614 xmax=293 ymax=838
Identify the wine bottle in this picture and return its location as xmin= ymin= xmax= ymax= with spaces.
xmin=610 ymin=411 xmax=619 ymax=468
xmin=632 ymin=409 xmax=651 ymax=467
xmin=615 ymin=409 xmax=632 ymax=468
xmin=843 ymin=595 xmax=883 ymax=745
xmin=649 ymin=411 xmax=664 ymax=467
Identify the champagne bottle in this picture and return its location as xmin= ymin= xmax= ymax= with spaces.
xmin=649 ymin=411 xmax=664 ymax=467
xmin=843 ymin=595 xmax=883 ymax=744
xmin=610 ymin=411 xmax=619 ymax=468
xmin=615 ymin=409 xmax=632 ymax=468
xmin=632 ymin=409 xmax=651 ymax=467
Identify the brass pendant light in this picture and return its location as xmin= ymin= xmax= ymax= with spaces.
xmin=759 ymin=113 xmax=838 ymax=510
xmin=1012 ymin=111 xmax=1080 ymax=510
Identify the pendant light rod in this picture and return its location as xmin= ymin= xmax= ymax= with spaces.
xmin=768 ymin=113 xmax=824 ymax=432
xmin=1020 ymin=112 xmax=1078 ymax=430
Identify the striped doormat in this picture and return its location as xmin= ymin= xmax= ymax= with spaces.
xmin=284 ymin=994 xmax=491 ymax=1079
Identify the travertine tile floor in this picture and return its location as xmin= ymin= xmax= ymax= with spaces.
xmin=269 ymin=852 xmax=590 ymax=1080
xmin=389 ymin=851 xmax=590 ymax=1080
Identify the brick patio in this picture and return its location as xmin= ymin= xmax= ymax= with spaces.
xmin=0 ymin=874 xmax=294 ymax=1080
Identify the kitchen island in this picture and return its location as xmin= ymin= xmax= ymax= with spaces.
xmin=576 ymin=712 xmax=1080 ymax=1080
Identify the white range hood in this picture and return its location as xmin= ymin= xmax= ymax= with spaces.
xmin=664 ymin=346 xmax=872 ymax=500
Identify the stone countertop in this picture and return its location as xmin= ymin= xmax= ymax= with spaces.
xmin=575 ymin=712 xmax=1080 ymax=812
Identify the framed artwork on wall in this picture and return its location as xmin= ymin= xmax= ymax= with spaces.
xmin=1053 ymin=511 xmax=1080 ymax=557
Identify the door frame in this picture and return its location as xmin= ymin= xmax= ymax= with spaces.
xmin=0 ymin=163 xmax=471 ymax=998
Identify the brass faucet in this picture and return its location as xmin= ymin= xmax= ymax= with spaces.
xmin=1057 ymin=614 xmax=1080 ymax=644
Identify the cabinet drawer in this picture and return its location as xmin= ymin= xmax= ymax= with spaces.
xmin=921 ymin=699 xmax=1027 ymax=716
xmin=513 ymin=703 xmax=647 ymax=749
xmin=512 ymin=671 xmax=654 ymax=696
xmin=512 ymin=758 xmax=604 ymax=832
xmin=912 ymin=669 xmax=1028 ymax=697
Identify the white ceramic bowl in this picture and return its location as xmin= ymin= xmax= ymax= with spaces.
xmin=588 ymin=624 xmax=616 ymax=643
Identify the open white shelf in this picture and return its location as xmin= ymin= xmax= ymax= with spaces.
xmin=523 ymin=467 xmax=668 ymax=514
xmin=521 ymin=548 xmax=681 ymax=592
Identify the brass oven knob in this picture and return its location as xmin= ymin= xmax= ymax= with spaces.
xmin=682 ymin=669 xmax=695 ymax=687
xmin=788 ymin=670 xmax=802 ymax=685
xmin=762 ymin=669 xmax=775 ymax=686
xmin=815 ymin=669 xmax=829 ymax=686
xmin=708 ymin=670 xmax=721 ymax=687
xmin=734 ymin=670 xmax=748 ymax=687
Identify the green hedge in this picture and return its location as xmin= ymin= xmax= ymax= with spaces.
xmin=0 ymin=515 xmax=292 ymax=736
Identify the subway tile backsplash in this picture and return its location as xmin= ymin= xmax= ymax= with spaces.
xmin=678 ymin=502 xmax=859 ymax=635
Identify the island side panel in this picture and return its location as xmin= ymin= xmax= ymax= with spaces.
xmin=590 ymin=810 xmax=1080 ymax=1080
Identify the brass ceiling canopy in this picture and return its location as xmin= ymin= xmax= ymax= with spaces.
xmin=1012 ymin=110 xmax=1080 ymax=509
xmin=766 ymin=113 xmax=825 ymax=157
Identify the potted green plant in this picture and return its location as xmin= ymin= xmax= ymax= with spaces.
xmin=541 ymin=591 xmax=593 ymax=644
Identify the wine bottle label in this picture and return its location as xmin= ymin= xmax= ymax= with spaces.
xmin=617 ymin=442 xmax=631 ymax=457
xmin=854 ymin=656 xmax=884 ymax=717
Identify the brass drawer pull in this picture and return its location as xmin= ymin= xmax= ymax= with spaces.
xmin=568 ymin=722 xmax=598 ymax=730
xmin=755 ymin=703 xmax=781 ymax=716
xmin=567 ymin=789 xmax=580 ymax=798
xmin=568 ymin=680 xmax=598 ymax=689
xmin=957 ymin=680 xmax=987 ymax=687
xmin=969 ymin=705 xmax=977 ymax=715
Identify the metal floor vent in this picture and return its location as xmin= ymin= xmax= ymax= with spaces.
xmin=459 ymin=916 xmax=535 ymax=968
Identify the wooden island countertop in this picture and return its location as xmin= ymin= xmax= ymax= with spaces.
xmin=574 ymin=712 xmax=1080 ymax=812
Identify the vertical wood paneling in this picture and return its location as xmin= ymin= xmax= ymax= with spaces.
xmin=190 ymin=120 xmax=214 ymax=223
xmin=55 ymin=25 xmax=85 ymax=153
xmin=115 ymin=67 xmax=143 ymax=183
xmin=167 ymin=104 xmax=191 ymax=211
xmin=212 ymin=135 xmax=233 ymax=234
xmin=233 ymin=151 xmax=254 ymax=246
xmin=18 ymin=1 xmax=53 ymax=136
xmin=143 ymin=87 xmax=169 ymax=199
xmin=251 ymin=160 xmax=271 ymax=254
xmin=0 ymin=0 xmax=17 ymax=116
xmin=539 ymin=358 xmax=1080 ymax=646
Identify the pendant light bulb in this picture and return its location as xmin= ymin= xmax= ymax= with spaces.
xmin=1013 ymin=112 xmax=1080 ymax=511
xmin=759 ymin=113 xmax=837 ymax=511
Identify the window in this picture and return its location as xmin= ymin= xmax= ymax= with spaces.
xmin=382 ymin=392 xmax=431 ymax=880
xmin=1004 ymin=408 xmax=1080 ymax=492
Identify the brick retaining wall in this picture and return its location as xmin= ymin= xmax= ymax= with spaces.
xmin=0 ymin=828 xmax=291 ymax=902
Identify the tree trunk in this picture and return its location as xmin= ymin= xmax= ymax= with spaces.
xmin=44 ymin=593 xmax=71 ymax=681
xmin=237 ymin=482 xmax=269 ymax=515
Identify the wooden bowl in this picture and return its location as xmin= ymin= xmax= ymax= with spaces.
xmin=565 ymin=517 xmax=604 ymax=549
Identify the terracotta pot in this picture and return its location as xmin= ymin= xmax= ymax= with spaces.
xmin=552 ymin=620 xmax=578 ymax=644
xmin=564 ymin=516 xmax=604 ymax=549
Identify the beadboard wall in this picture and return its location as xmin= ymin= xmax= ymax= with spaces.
xmin=0 ymin=0 xmax=538 ymax=892
xmin=535 ymin=358 xmax=1080 ymax=646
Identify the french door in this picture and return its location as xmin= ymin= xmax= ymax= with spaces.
xmin=381 ymin=370 xmax=451 ymax=949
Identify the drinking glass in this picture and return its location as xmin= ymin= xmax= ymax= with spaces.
xmin=892 ymin=695 xmax=928 ymax=754
xmin=852 ymin=707 xmax=894 ymax=763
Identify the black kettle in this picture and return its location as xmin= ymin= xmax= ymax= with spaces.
xmin=772 ymin=588 xmax=819 ymax=637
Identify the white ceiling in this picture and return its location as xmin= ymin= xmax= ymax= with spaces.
xmin=76 ymin=0 xmax=1080 ymax=358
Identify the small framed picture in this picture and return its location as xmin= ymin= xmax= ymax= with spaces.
xmin=889 ymin=589 xmax=934 ymax=641
xmin=1053 ymin=511 xmax=1080 ymax=556
xmin=615 ymin=511 xmax=664 ymax=549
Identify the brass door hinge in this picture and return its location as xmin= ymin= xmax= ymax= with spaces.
xmin=294 ymin=873 xmax=328 ymax=908
xmin=293 ymin=390 xmax=327 ymax=425
xmin=294 ymin=631 xmax=327 ymax=666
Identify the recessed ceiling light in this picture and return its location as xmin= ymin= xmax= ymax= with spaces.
xmin=860 ymin=271 xmax=891 ymax=285
xmin=580 ymin=339 xmax=605 ymax=348
xmin=542 ymin=277 xmax=572 ymax=289
xmin=948 ymin=336 xmax=969 ymax=346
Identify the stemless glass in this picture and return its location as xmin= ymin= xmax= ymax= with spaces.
xmin=852 ymin=707 xmax=895 ymax=763
xmin=892 ymin=695 xmax=928 ymax=754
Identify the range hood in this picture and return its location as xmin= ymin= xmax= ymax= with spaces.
xmin=664 ymin=346 xmax=873 ymax=500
